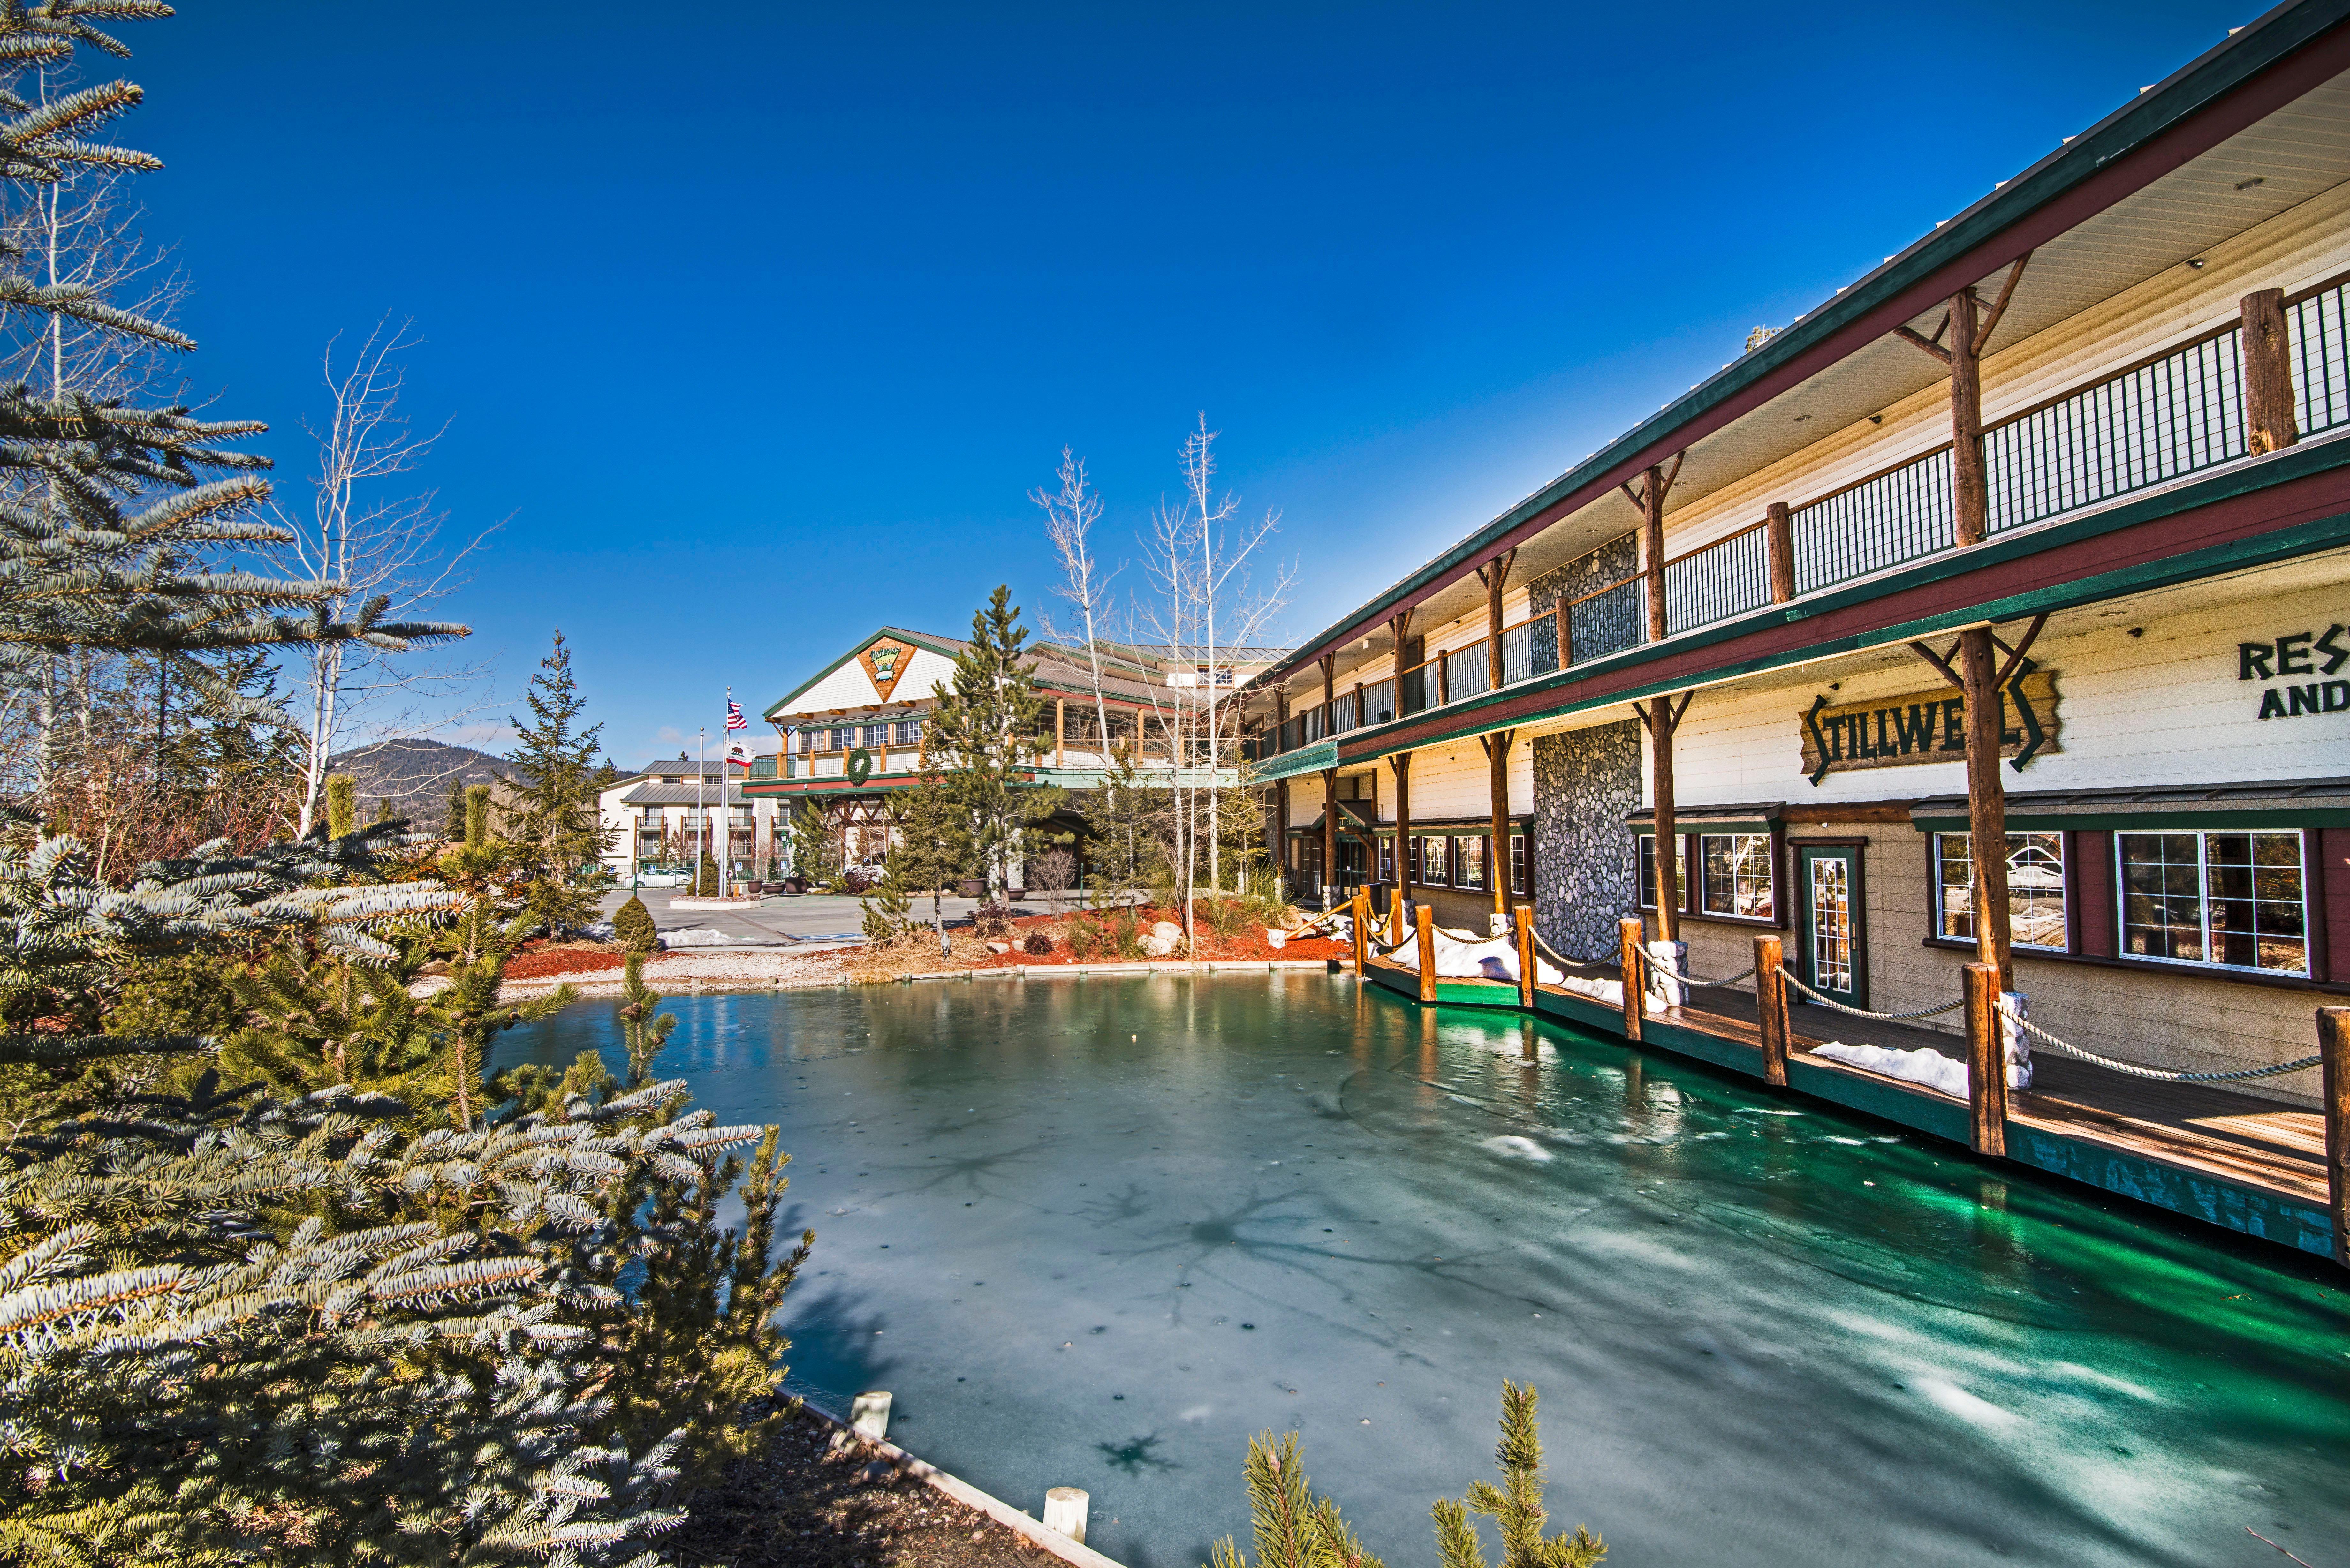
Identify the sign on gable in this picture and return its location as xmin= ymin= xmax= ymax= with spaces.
xmin=1800 ymin=670 xmax=2059 ymax=782
xmin=859 ymin=640 xmax=915 ymax=702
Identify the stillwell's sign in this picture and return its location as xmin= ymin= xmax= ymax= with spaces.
xmin=1800 ymin=667 xmax=2059 ymax=783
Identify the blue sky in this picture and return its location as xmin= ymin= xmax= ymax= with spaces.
xmin=129 ymin=1 xmax=2252 ymax=765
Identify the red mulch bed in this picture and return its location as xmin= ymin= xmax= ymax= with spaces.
xmin=504 ymin=946 xmax=630 ymax=979
xmin=969 ymin=904 xmax=1348 ymax=968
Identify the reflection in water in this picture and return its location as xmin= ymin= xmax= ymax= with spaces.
xmin=498 ymin=974 xmax=2350 ymax=1568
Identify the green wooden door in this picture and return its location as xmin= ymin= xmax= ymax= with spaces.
xmin=1795 ymin=843 xmax=1867 ymax=1010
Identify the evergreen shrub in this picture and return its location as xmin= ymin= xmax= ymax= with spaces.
xmin=614 ymin=893 xmax=657 ymax=953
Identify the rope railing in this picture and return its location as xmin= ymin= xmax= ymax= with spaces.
xmin=1530 ymin=928 xmax=1617 ymax=978
xmin=1996 ymin=1000 xmax=2320 ymax=1084
xmin=1779 ymin=970 xmax=1964 ymax=1021
xmin=1637 ymin=949 xmax=1758 ymax=989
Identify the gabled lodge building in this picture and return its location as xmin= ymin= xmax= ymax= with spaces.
xmin=745 ymin=626 xmax=1284 ymax=876
xmin=1243 ymin=0 xmax=2350 ymax=1115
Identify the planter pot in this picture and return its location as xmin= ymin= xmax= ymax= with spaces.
xmin=957 ymin=879 xmax=984 ymax=899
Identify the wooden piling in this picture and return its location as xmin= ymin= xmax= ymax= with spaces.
xmin=1351 ymin=890 xmax=1368 ymax=977
xmin=1964 ymin=961 xmax=2007 ymax=1158
xmin=1515 ymin=903 xmax=1537 ymax=1010
xmin=1754 ymin=933 xmax=1787 ymax=1088
xmin=1415 ymin=904 xmax=1437 ymax=1003
xmin=1765 ymin=501 xmax=1795 ymax=604
xmin=1618 ymin=916 xmax=1645 ymax=1042
xmin=2242 ymin=287 xmax=2301 ymax=455
xmin=2321 ymin=1006 xmax=2350 ymax=1266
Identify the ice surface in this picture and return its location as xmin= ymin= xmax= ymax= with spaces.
xmin=499 ymin=976 xmax=2350 ymax=1568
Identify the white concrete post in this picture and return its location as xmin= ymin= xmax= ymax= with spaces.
xmin=851 ymin=1390 xmax=892 ymax=1442
xmin=1646 ymin=939 xmax=1689 ymax=1008
xmin=1043 ymin=1487 xmax=1089 ymax=1544
xmin=2000 ymin=991 xmax=2032 ymax=1089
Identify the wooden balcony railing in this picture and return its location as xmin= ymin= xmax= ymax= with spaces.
xmin=1253 ymin=271 xmax=2350 ymax=762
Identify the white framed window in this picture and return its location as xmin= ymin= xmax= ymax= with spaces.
xmin=861 ymin=723 xmax=888 ymax=749
xmin=1377 ymin=838 xmax=1393 ymax=884
xmin=1698 ymin=833 xmax=1776 ymax=920
xmin=1453 ymin=834 xmax=1487 ymax=893
xmin=894 ymin=718 xmax=922 ymax=747
xmin=1638 ymin=834 xmax=1688 ymax=911
xmin=2119 ymin=830 xmax=2307 ymax=975
xmin=1936 ymin=832 xmax=2066 ymax=950
xmin=1509 ymin=833 xmax=1527 ymax=898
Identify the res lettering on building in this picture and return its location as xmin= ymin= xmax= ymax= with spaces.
xmin=2238 ymin=624 xmax=2350 ymax=718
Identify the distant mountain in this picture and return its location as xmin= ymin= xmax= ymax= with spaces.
xmin=329 ymin=738 xmax=512 ymax=818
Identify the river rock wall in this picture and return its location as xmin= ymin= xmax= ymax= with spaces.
xmin=1530 ymin=719 xmax=1640 ymax=962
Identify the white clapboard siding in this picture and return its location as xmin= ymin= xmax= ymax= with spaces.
xmin=1654 ymin=568 xmax=2350 ymax=813
xmin=777 ymin=644 xmax=960 ymax=718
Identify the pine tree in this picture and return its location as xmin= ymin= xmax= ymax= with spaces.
xmin=0 ymin=13 xmax=807 ymax=1562
xmin=506 ymin=630 xmax=615 ymax=933
xmin=923 ymin=586 xmax=1061 ymax=899
xmin=786 ymin=802 xmax=842 ymax=891
xmin=1209 ymin=1431 xmax=1385 ymax=1568
xmin=884 ymin=769 xmax=971 ymax=955
xmin=443 ymin=772 xmax=467 ymax=840
xmin=613 ymin=893 xmax=657 ymax=954
xmin=1431 ymin=1383 xmax=1605 ymax=1568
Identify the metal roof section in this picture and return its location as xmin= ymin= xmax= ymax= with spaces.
xmin=1911 ymin=776 xmax=2350 ymax=820
xmin=1255 ymin=0 xmax=2350 ymax=694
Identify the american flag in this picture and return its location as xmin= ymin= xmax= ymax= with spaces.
xmin=724 ymin=691 xmax=749 ymax=732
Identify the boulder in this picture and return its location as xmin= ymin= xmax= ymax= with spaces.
xmin=1140 ymin=932 xmax=1178 ymax=957
xmin=1149 ymin=921 xmax=1183 ymax=942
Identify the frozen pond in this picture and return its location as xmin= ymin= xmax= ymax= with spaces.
xmin=497 ymin=973 xmax=2350 ymax=1568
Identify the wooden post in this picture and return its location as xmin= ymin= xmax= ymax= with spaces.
xmin=1054 ymin=697 xmax=1065 ymax=767
xmin=1415 ymin=904 xmax=1437 ymax=1003
xmin=1043 ymin=1488 xmax=1089 ymax=1546
xmin=1479 ymin=550 xmax=1514 ymax=691
xmin=1436 ymin=648 xmax=1449 ymax=706
xmin=1618 ymin=915 xmax=1645 ymax=1042
xmin=2321 ymin=1006 xmax=2349 ymax=1265
xmin=1319 ymin=767 xmax=1339 ymax=908
xmin=1515 ymin=903 xmax=1537 ymax=1010
xmin=1959 ymin=629 xmax=2014 ymax=991
xmin=1964 ymin=961 xmax=2008 ymax=1158
xmin=2242 ymin=287 xmax=2301 ymax=455
xmin=1633 ymin=693 xmax=1692 ymax=944
xmin=1754 ymin=933 xmax=1788 ymax=1088
xmin=1353 ymin=682 xmax=1364 ymax=730
xmin=1949 ymin=286 xmax=1988 ymax=547
xmin=1765 ymin=501 xmax=1795 ymax=604
xmin=1484 ymin=728 xmax=1515 ymax=919
xmin=1390 ymin=751 xmax=1412 ymax=947
xmin=1625 ymin=459 xmax=1683 ymax=643
xmin=1352 ymin=890 xmax=1368 ymax=976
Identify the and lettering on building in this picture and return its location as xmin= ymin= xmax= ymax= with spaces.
xmin=2239 ymin=624 xmax=2350 ymax=718
xmin=1799 ymin=671 xmax=2059 ymax=783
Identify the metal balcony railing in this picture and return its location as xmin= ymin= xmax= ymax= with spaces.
xmin=1255 ymin=272 xmax=2350 ymax=758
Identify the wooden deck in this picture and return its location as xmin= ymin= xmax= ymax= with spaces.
xmin=1360 ymin=955 xmax=2337 ymax=1260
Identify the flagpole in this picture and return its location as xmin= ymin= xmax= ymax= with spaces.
xmin=719 ymin=705 xmax=731 ymax=901
xmin=696 ymin=727 xmax=706 ymax=896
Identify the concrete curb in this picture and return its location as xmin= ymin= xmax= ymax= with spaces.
xmin=896 ymin=960 xmax=1341 ymax=983
xmin=797 ymin=1399 xmax=1127 ymax=1568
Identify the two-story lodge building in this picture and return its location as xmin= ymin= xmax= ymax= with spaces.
xmin=1243 ymin=0 xmax=2350 ymax=1132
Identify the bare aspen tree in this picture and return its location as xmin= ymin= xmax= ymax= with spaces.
xmin=1035 ymin=447 xmax=1118 ymax=753
xmin=1133 ymin=415 xmax=1291 ymax=938
xmin=272 ymin=319 xmax=491 ymax=836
